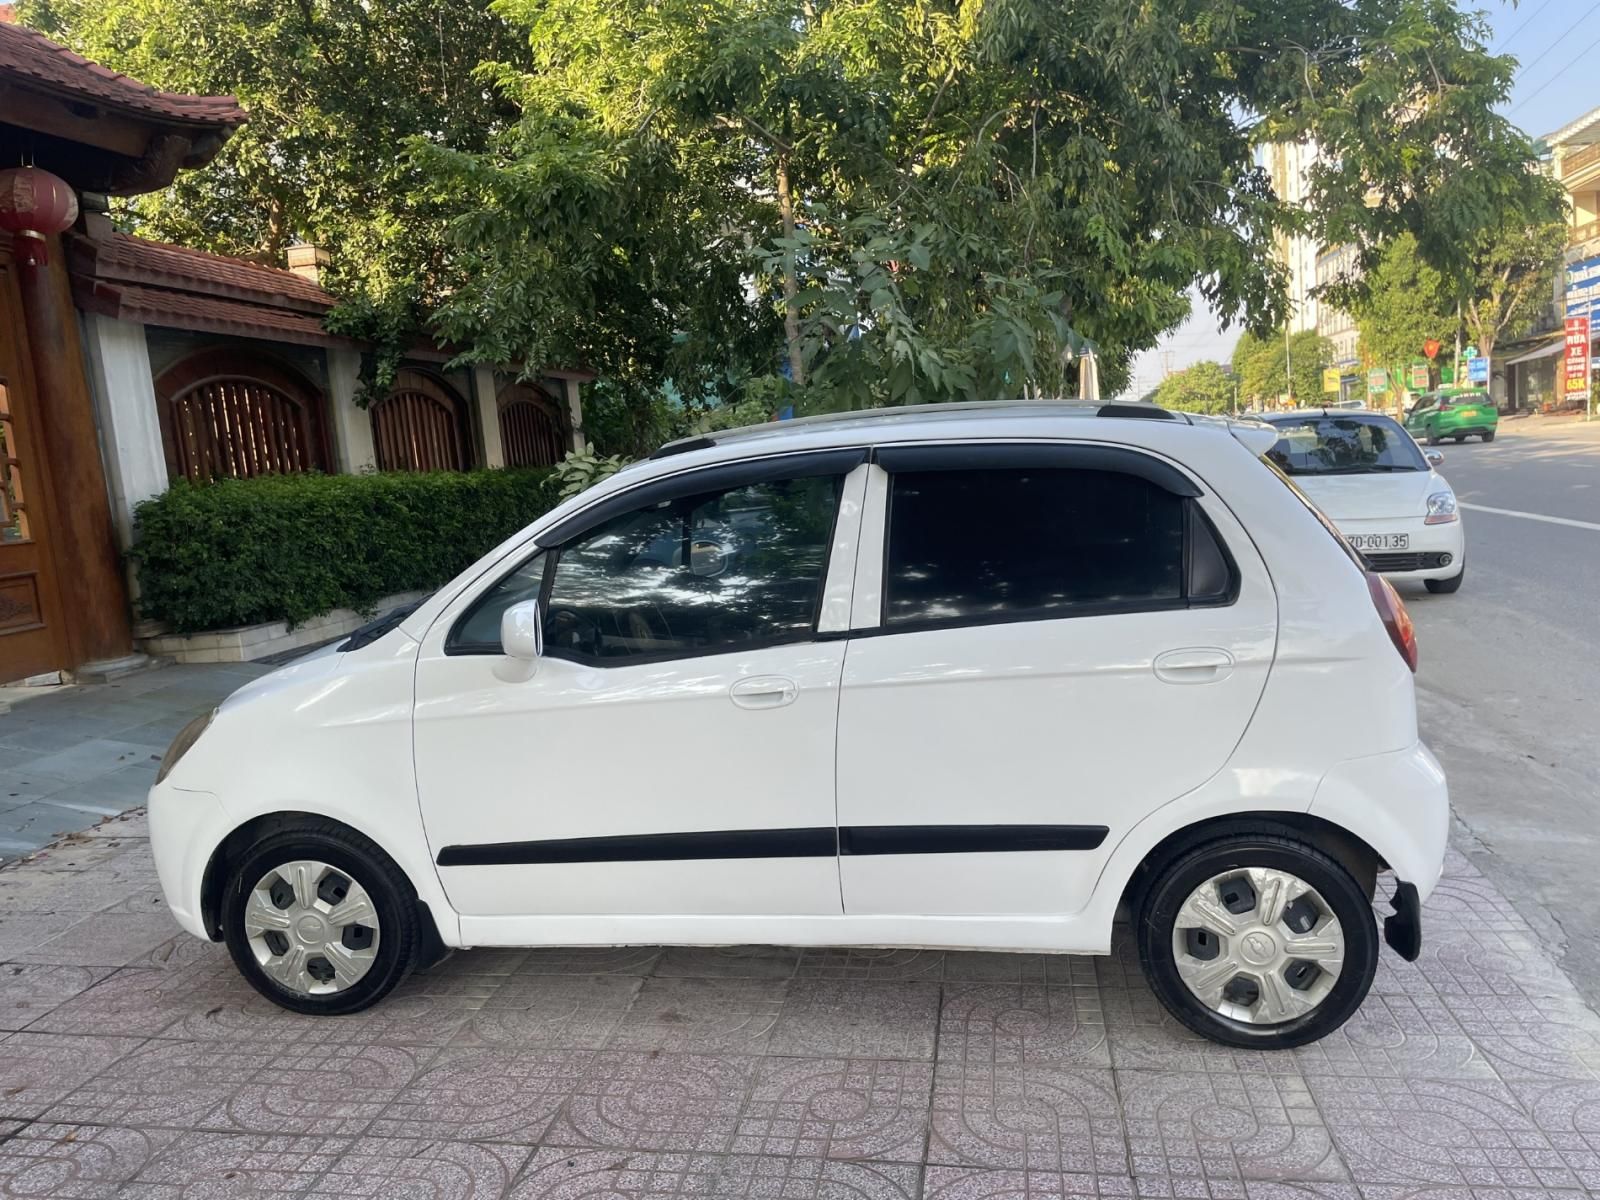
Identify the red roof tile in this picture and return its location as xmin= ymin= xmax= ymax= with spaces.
xmin=92 ymin=233 xmax=333 ymax=310
xmin=80 ymin=281 xmax=350 ymax=347
xmin=0 ymin=21 xmax=246 ymax=126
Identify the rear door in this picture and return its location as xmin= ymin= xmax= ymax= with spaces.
xmin=835 ymin=442 xmax=1277 ymax=917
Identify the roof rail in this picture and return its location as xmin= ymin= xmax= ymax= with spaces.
xmin=1096 ymin=402 xmax=1181 ymax=421
xmin=649 ymin=436 xmax=716 ymax=460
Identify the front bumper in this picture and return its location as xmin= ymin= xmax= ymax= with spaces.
xmin=147 ymin=779 xmax=231 ymax=941
xmin=1340 ymin=515 xmax=1465 ymax=581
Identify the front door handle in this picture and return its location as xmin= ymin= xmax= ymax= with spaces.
xmin=1153 ymin=648 xmax=1235 ymax=684
xmin=730 ymin=676 xmax=799 ymax=709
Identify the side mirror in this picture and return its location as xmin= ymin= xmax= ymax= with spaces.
xmin=495 ymin=600 xmax=543 ymax=682
xmin=1425 ymin=449 xmax=1444 ymax=466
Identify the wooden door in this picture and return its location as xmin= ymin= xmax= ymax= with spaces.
xmin=0 ymin=247 xmax=70 ymax=683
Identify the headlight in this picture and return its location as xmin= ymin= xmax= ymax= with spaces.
xmin=157 ymin=710 xmax=216 ymax=783
xmin=1424 ymin=491 xmax=1458 ymax=525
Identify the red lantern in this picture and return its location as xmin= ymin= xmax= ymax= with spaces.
xmin=0 ymin=167 xmax=80 ymax=268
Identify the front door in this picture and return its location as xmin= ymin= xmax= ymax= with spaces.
xmin=413 ymin=456 xmax=865 ymax=919
xmin=0 ymin=247 xmax=69 ymax=684
xmin=835 ymin=446 xmax=1277 ymax=917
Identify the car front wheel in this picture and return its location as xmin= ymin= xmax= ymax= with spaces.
xmin=1137 ymin=835 xmax=1379 ymax=1048
xmin=221 ymin=822 xmax=419 ymax=1014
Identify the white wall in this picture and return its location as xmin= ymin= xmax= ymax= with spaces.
xmin=79 ymin=314 xmax=168 ymax=550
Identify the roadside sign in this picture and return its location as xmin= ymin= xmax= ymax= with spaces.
xmin=1565 ymin=316 xmax=1591 ymax=396
xmin=1322 ymin=367 xmax=1341 ymax=393
xmin=1467 ymin=356 xmax=1489 ymax=384
xmin=1367 ymin=368 xmax=1388 ymax=393
xmin=1423 ymin=339 xmax=1441 ymax=359
xmin=1408 ymin=364 xmax=1430 ymax=390
xmin=1566 ymin=256 xmax=1600 ymax=324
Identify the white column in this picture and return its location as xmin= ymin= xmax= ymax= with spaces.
xmin=326 ymin=347 xmax=377 ymax=473
xmin=562 ymin=377 xmax=586 ymax=452
xmin=474 ymin=365 xmax=505 ymax=468
xmin=79 ymin=314 xmax=168 ymax=550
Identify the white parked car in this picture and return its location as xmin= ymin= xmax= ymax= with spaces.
xmin=149 ymin=401 xmax=1448 ymax=1048
xmin=1259 ymin=409 xmax=1465 ymax=593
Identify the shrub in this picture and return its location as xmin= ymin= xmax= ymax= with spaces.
xmin=130 ymin=468 xmax=556 ymax=633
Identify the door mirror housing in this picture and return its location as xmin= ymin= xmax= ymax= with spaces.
xmin=1425 ymin=449 xmax=1444 ymax=466
xmin=496 ymin=600 xmax=544 ymax=682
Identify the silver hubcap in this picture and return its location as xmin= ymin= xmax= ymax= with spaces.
xmin=1172 ymin=866 xmax=1344 ymax=1025
xmin=244 ymin=860 xmax=380 ymax=995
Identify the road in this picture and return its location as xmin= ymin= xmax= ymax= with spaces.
xmin=1399 ymin=416 xmax=1600 ymax=1005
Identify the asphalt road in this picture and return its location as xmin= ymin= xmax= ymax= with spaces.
xmin=1399 ymin=416 xmax=1600 ymax=1006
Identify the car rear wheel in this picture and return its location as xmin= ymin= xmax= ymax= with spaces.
xmin=1137 ymin=835 xmax=1379 ymax=1048
xmin=221 ymin=822 xmax=419 ymax=1014
xmin=1482 ymin=430 xmax=1496 ymax=443
xmin=1425 ymin=430 xmax=1441 ymax=446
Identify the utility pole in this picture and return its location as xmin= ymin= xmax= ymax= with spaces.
xmin=1284 ymin=323 xmax=1294 ymax=407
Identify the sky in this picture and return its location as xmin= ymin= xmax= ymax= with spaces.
xmin=1120 ymin=0 xmax=1597 ymax=399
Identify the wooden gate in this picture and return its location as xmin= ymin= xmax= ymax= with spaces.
xmin=0 ymin=244 xmax=71 ymax=683
xmin=371 ymin=370 xmax=469 ymax=472
xmin=498 ymin=383 xmax=568 ymax=468
xmin=155 ymin=349 xmax=330 ymax=482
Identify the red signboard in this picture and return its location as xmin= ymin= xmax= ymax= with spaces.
xmin=1422 ymin=339 xmax=1441 ymax=360
xmin=1565 ymin=316 xmax=1591 ymax=396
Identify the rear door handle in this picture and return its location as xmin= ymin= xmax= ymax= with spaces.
xmin=1153 ymin=648 xmax=1235 ymax=684
xmin=730 ymin=676 xmax=799 ymax=709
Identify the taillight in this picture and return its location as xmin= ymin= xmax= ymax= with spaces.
xmin=1366 ymin=571 xmax=1417 ymax=672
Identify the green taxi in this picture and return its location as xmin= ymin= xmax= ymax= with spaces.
xmin=1403 ymin=389 xmax=1499 ymax=445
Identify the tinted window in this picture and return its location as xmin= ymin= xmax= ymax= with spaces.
xmin=884 ymin=468 xmax=1187 ymax=627
xmin=540 ymin=474 xmax=841 ymax=662
xmin=1265 ymin=415 xmax=1426 ymax=475
xmin=451 ymin=553 xmax=548 ymax=650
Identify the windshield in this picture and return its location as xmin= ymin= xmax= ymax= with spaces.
xmin=1264 ymin=415 xmax=1427 ymax=476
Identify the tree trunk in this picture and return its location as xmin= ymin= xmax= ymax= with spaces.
xmin=776 ymin=151 xmax=806 ymax=388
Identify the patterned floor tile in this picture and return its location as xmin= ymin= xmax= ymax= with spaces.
xmin=518 ymin=947 xmax=664 ymax=975
xmin=309 ymin=1136 xmax=533 ymax=1198
xmin=0 ymin=1031 xmax=145 ymax=1120
xmin=118 ymin=1131 xmax=348 ymax=1198
xmin=0 ymin=911 xmax=88 ymax=960
xmin=453 ymin=972 xmax=643 ymax=1048
xmin=769 ymin=980 xmax=942 ymax=1060
xmin=655 ymin=946 xmax=802 ymax=979
xmin=1411 ymin=931 xmax=1581 ymax=1002
xmin=368 ymin=1046 xmax=588 ymax=1141
xmin=11 ymin=911 xmax=184 ymax=968
xmin=940 ymin=984 xmax=1111 ymax=1070
xmin=545 ymin=1050 xmax=757 ymax=1152
xmin=609 ymin=977 xmax=785 ymax=1052
xmin=1100 ymin=988 xmax=1290 ymax=1077
xmin=205 ymin=1042 xmax=435 ymax=1136
xmin=1441 ymin=992 xmax=1600 ymax=1082
xmin=928 ymin=1165 xmax=1137 ymax=1200
xmin=0 ymin=1121 xmax=179 ymax=1198
xmin=511 ymin=1148 xmax=922 ymax=1200
xmin=1117 ymin=1069 xmax=1345 ymax=1185
xmin=418 ymin=947 xmax=532 ymax=976
xmin=796 ymin=948 xmax=947 ymax=980
xmin=23 ymin=964 xmax=241 ymax=1038
xmin=928 ymin=1061 xmax=1127 ymax=1173
xmin=0 ymin=962 xmax=114 ymax=1031
xmin=1289 ymin=992 xmax=1497 ymax=1081
xmin=1504 ymin=1079 xmax=1600 ymax=1191
xmin=1306 ymin=1076 xmax=1585 ymax=1188
xmin=42 ymin=1037 xmax=266 ymax=1129
xmin=734 ymin=1056 xmax=933 ymax=1160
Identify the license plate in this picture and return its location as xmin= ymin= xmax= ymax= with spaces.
xmin=1348 ymin=533 xmax=1410 ymax=551
xmin=1459 ymin=409 xmax=1479 ymax=418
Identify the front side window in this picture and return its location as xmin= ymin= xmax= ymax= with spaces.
xmin=454 ymin=474 xmax=843 ymax=662
xmin=883 ymin=467 xmax=1206 ymax=628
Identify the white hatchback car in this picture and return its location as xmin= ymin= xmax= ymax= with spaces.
xmin=150 ymin=401 xmax=1448 ymax=1048
xmin=1259 ymin=409 xmax=1465 ymax=594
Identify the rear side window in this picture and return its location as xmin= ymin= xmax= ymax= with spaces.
xmin=883 ymin=467 xmax=1230 ymax=629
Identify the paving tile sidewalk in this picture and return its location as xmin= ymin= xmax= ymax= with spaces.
xmin=1 ymin=823 xmax=1599 ymax=1198
xmin=0 ymin=663 xmax=269 ymax=862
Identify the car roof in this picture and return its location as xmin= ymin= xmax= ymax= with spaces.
xmin=648 ymin=400 xmax=1190 ymax=459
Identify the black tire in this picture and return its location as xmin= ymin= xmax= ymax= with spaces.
xmin=1137 ymin=835 xmax=1379 ymax=1049
xmin=1481 ymin=430 xmax=1496 ymax=443
xmin=1425 ymin=430 xmax=1441 ymax=446
xmin=1426 ymin=560 xmax=1465 ymax=594
xmin=221 ymin=820 xmax=419 ymax=1015
xmin=1452 ymin=435 xmax=1466 ymax=443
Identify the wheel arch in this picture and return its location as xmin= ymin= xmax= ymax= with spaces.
xmin=1117 ymin=811 xmax=1384 ymax=918
xmin=199 ymin=810 xmax=451 ymax=968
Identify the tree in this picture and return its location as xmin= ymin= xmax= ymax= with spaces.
xmin=1153 ymin=362 xmax=1234 ymax=414
xmin=1351 ymin=234 xmax=1452 ymax=394
xmin=1463 ymin=220 xmax=1566 ymax=362
xmin=26 ymin=0 xmax=1560 ymax=423
xmin=1232 ymin=329 xmax=1335 ymax=406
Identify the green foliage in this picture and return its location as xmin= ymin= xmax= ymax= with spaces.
xmin=1351 ymin=234 xmax=1453 ymax=389
xmin=551 ymin=446 xmax=627 ymax=500
xmin=1154 ymin=362 xmax=1235 ymax=414
xmin=1463 ymin=219 xmax=1567 ymax=360
xmin=129 ymin=469 xmax=554 ymax=633
xmin=1231 ymin=330 xmax=1335 ymax=405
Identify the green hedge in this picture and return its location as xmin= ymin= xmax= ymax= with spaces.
xmin=130 ymin=469 xmax=556 ymax=634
